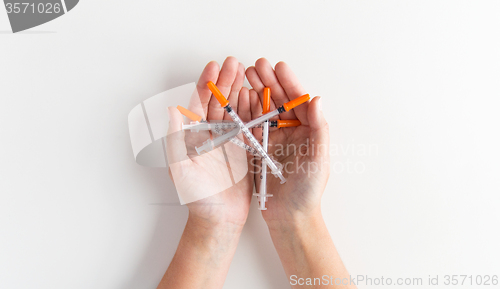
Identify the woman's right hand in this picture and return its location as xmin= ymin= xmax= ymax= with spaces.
xmin=246 ymin=58 xmax=330 ymax=228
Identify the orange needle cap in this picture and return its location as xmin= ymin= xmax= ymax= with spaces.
xmin=177 ymin=105 xmax=202 ymax=122
xmin=283 ymin=94 xmax=310 ymax=112
xmin=277 ymin=119 xmax=301 ymax=128
xmin=207 ymin=81 xmax=229 ymax=107
xmin=263 ymin=87 xmax=271 ymax=114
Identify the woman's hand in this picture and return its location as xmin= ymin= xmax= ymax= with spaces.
xmin=166 ymin=56 xmax=254 ymax=228
xmin=246 ymin=58 xmax=330 ymax=227
xmin=161 ymin=57 xmax=355 ymax=289
xmin=246 ymin=59 xmax=356 ymax=289
xmin=159 ymin=57 xmax=255 ymax=289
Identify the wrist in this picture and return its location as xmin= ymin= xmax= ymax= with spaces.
xmin=163 ymin=210 xmax=244 ymax=289
xmin=265 ymin=210 xmax=336 ymax=278
xmin=186 ymin=213 xmax=244 ymax=240
xmin=266 ymin=208 xmax=324 ymax=236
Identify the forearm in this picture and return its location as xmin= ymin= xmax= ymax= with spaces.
xmin=267 ymin=210 xmax=356 ymax=289
xmin=157 ymin=214 xmax=243 ymax=289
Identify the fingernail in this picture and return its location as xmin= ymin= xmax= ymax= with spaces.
xmin=318 ymin=97 xmax=322 ymax=111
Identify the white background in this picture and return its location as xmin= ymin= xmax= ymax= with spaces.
xmin=1 ymin=1 xmax=499 ymax=288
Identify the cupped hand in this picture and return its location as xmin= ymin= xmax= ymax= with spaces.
xmin=246 ymin=58 xmax=330 ymax=225
xmin=166 ymin=57 xmax=254 ymax=228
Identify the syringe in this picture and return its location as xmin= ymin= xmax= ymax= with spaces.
xmin=182 ymin=119 xmax=301 ymax=132
xmin=177 ymin=106 xmax=299 ymax=157
xmin=254 ymin=87 xmax=272 ymax=210
xmin=176 ymin=106 xmax=257 ymax=156
xmin=195 ymin=89 xmax=309 ymax=155
xmin=203 ymin=81 xmax=288 ymax=184
xmin=177 ymin=100 xmax=302 ymax=132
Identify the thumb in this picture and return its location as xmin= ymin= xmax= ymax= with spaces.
xmin=166 ymin=106 xmax=189 ymax=164
xmin=307 ymin=96 xmax=330 ymax=157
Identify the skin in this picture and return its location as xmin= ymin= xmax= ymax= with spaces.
xmin=157 ymin=57 xmax=356 ymax=289
xmin=247 ymin=59 xmax=356 ymax=289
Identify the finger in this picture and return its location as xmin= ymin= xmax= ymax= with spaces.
xmin=246 ymin=66 xmax=265 ymax=96
xmin=237 ymin=87 xmax=251 ymax=122
xmin=166 ymin=107 xmax=190 ymax=164
xmin=246 ymin=66 xmax=278 ymax=112
xmin=246 ymin=65 xmax=278 ymax=113
xmin=254 ymin=58 xmax=297 ymax=120
xmin=208 ymin=56 xmax=239 ymax=121
xmin=190 ymin=61 xmax=220 ymax=119
xmin=224 ymin=62 xmax=245 ymax=121
xmin=275 ymin=61 xmax=309 ymax=125
xmin=307 ymin=97 xmax=329 ymax=158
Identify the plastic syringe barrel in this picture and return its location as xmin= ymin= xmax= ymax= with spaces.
xmin=182 ymin=122 xmax=210 ymax=132
xmin=195 ymin=92 xmax=309 ymax=155
xmin=194 ymin=110 xmax=302 ymax=153
xmin=245 ymin=110 xmax=280 ymax=129
xmin=225 ymin=108 xmax=286 ymax=184
xmin=195 ymin=125 xmax=240 ymax=155
xmin=257 ymin=120 xmax=270 ymax=209
xmin=207 ymin=82 xmax=286 ymax=184
xmin=184 ymin=120 xmax=301 ymax=131
xmin=257 ymin=87 xmax=271 ymax=210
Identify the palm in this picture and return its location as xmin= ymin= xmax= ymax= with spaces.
xmin=245 ymin=58 xmax=329 ymax=221
xmin=167 ymin=57 xmax=254 ymax=226
xmin=258 ymin=125 xmax=325 ymax=222
xmin=186 ymin=142 xmax=253 ymax=225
